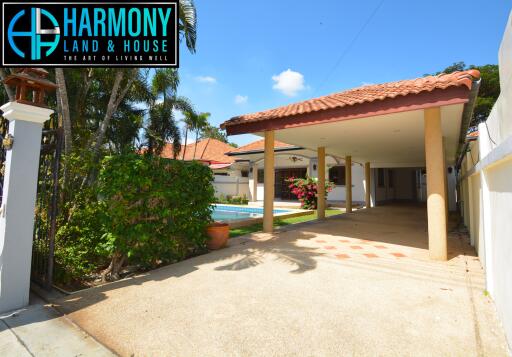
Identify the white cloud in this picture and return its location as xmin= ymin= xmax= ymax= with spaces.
xmin=195 ymin=76 xmax=217 ymax=84
xmin=234 ymin=94 xmax=248 ymax=104
xmin=272 ymin=69 xmax=305 ymax=96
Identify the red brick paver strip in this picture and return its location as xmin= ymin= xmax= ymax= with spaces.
xmin=338 ymin=239 xmax=350 ymax=243
xmin=335 ymin=254 xmax=350 ymax=259
xmin=364 ymin=253 xmax=379 ymax=258
xmin=316 ymin=240 xmax=326 ymax=243
xmin=350 ymin=246 xmax=363 ymax=250
xmin=324 ymin=246 xmax=336 ymax=250
xmin=374 ymin=245 xmax=388 ymax=249
xmin=390 ymin=252 xmax=406 ymax=258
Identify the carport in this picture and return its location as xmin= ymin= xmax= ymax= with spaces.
xmin=221 ymin=70 xmax=481 ymax=261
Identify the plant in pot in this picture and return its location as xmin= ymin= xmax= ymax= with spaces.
xmin=206 ymin=221 xmax=229 ymax=250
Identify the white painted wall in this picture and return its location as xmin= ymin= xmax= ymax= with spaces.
xmin=460 ymin=12 xmax=512 ymax=349
xmin=373 ymin=167 xmax=456 ymax=209
xmin=213 ymin=175 xmax=250 ymax=198
xmin=328 ymin=164 xmax=365 ymax=203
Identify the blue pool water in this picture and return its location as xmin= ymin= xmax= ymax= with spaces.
xmin=212 ymin=205 xmax=290 ymax=222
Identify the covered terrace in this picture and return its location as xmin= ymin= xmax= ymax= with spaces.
xmin=221 ymin=70 xmax=481 ymax=261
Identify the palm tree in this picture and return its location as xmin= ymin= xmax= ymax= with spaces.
xmin=146 ymin=69 xmax=194 ymax=157
xmin=68 ymin=0 xmax=198 ymax=160
xmin=192 ymin=112 xmax=210 ymax=158
xmin=181 ymin=110 xmax=194 ymax=160
xmin=55 ymin=68 xmax=73 ymax=155
xmin=181 ymin=111 xmax=209 ymax=160
xmin=179 ymin=0 xmax=197 ymax=53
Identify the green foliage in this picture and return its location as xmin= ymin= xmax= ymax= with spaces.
xmin=55 ymin=154 xmax=215 ymax=281
xmin=287 ymin=176 xmax=335 ymax=209
xmin=432 ymin=62 xmax=500 ymax=124
xmin=55 ymin=190 xmax=109 ymax=283
xmin=97 ymin=154 xmax=214 ymax=266
xmin=215 ymin=193 xmax=249 ymax=205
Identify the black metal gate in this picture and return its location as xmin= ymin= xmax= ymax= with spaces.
xmin=31 ymin=126 xmax=63 ymax=289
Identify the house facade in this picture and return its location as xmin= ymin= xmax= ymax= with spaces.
xmin=225 ymin=139 xmax=457 ymax=208
xmin=225 ymin=139 xmax=365 ymax=204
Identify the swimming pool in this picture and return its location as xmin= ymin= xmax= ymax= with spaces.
xmin=212 ymin=204 xmax=290 ymax=222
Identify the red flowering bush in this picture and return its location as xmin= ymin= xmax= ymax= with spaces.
xmin=286 ymin=176 xmax=335 ymax=209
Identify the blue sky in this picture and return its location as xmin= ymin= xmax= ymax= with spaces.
xmin=176 ymin=0 xmax=511 ymax=147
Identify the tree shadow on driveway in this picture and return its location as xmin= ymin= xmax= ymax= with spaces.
xmin=51 ymin=231 xmax=322 ymax=316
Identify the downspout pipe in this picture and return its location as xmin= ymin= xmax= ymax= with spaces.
xmin=455 ymin=78 xmax=481 ymax=172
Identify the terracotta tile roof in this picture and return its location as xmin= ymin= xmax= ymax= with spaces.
xmin=221 ymin=70 xmax=480 ymax=127
xmin=227 ymin=139 xmax=296 ymax=154
xmin=162 ymin=138 xmax=236 ymax=163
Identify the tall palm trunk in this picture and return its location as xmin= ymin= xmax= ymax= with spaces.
xmin=193 ymin=129 xmax=200 ymax=159
xmin=55 ymin=68 xmax=73 ymax=155
xmin=182 ymin=126 xmax=188 ymax=160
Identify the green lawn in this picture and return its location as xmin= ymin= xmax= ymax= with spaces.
xmin=229 ymin=209 xmax=344 ymax=238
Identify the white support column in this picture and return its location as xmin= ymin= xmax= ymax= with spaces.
xmin=0 ymin=102 xmax=53 ymax=313
xmin=317 ymin=147 xmax=326 ymax=219
xmin=263 ymin=130 xmax=275 ymax=233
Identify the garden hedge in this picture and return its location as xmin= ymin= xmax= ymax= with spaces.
xmin=55 ymin=154 xmax=215 ymax=282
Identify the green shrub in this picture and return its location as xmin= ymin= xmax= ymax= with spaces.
xmin=54 ymin=190 xmax=110 ymax=283
xmin=214 ymin=193 xmax=249 ymax=205
xmin=99 ymin=154 xmax=214 ymax=265
xmin=215 ymin=193 xmax=228 ymax=204
xmin=56 ymin=154 xmax=215 ymax=282
xmin=230 ymin=195 xmax=242 ymax=204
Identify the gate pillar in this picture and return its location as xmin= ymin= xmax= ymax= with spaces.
xmin=0 ymin=69 xmax=55 ymax=313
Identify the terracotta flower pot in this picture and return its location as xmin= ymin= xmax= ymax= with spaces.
xmin=206 ymin=222 xmax=229 ymax=250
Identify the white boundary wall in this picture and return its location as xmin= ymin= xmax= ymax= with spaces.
xmin=460 ymin=12 xmax=512 ymax=349
xmin=213 ymin=176 xmax=250 ymax=198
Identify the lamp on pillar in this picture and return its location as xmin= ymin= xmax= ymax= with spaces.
xmin=0 ymin=68 xmax=56 ymax=313
xmin=3 ymin=68 xmax=57 ymax=108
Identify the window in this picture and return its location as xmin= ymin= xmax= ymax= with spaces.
xmin=241 ymin=170 xmax=249 ymax=178
xmin=257 ymin=170 xmax=264 ymax=183
xmin=328 ymin=166 xmax=345 ymax=185
xmin=377 ymin=168 xmax=385 ymax=187
xmin=215 ymin=172 xmax=228 ymax=176
xmin=388 ymin=170 xmax=394 ymax=188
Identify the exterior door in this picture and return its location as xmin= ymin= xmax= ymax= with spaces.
xmin=275 ymin=168 xmax=307 ymax=200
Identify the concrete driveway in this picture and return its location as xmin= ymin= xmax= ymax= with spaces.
xmin=53 ymin=205 xmax=509 ymax=356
